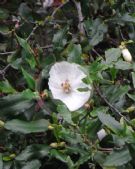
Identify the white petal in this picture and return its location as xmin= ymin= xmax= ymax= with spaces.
xmin=50 ymin=87 xmax=91 ymax=111
xmin=97 ymin=129 xmax=107 ymax=141
xmin=48 ymin=61 xmax=92 ymax=111
xmin=63 ymin=90 xmax=91 ymax=111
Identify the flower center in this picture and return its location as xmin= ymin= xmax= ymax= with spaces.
xmin=61 ymin=80 xmax=71 ymax=93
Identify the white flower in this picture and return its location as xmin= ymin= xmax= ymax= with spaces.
xmin=97 ymin=129 xmax=107 ymax=141
xmin=43 ymin=0 xmax=54 ymax=8
xmin=48 ymin=61 xmax=92 ymax=111
xmin=122 ymin=48 xmax=132 ymax=63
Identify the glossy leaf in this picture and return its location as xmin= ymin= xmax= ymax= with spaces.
xmin=103 ymin=148 xmax=132 ymax=167
xmin=98 ymin=112 xmax=122 ymax=134
xmin=21 ymin=68 xmax=35 ymax=90
xmin=5 ymin=119 xmax=49 ymax=134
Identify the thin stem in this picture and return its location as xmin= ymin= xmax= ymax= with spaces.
xmin=72 ymin=0 xmax=85 ymax=41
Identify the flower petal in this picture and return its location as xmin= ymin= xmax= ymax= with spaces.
xmin=48 ymin=61 xmax=92 ymax=111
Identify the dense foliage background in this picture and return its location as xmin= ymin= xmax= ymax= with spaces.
xmin=1 ymin=0 xmax=135 ymax=168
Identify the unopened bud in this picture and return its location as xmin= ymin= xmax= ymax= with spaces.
xmin=121 ymin=48 xmax=132 ymax=63
xmin=40 ymin=90 xmax=48 ymax=99
xmin=58 ymin=142 xmax=66 ymax=147
xmin=84 ymin=103 xmax=91 ymax=110
xmin=0 ymin=120 xmax=5 ymax=128
xmin=9 ymin=154 xmax=16 ymax=159
xmin=125 ymin=106 xmax=135 ymax=113
xmin=50 ymin=143 xmax=58 ymax=148
xmin=97 ymin=129 xmax=107 ymax=141
xmin=48 ymin=125 xmax=54 ymax=130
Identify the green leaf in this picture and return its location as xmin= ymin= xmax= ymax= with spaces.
xmin=21 ymin=68 xmax=35 ymax=90
xmin=0 ymin=25 xmax=9 ymax=34
xmin=5 ymin=119 xmax=49 ymax=134
xmin=67 ymin=43 xmax=82 ymax=64
xmin=16 ymin=144 xmax=49 ymax=161
xmin=0 ymin=93 xmax=34 ymax=119
xmin=0 ymin=80 xmax=16 ymax=94
xmin=16 ymin=36 xmax=36 ymax=68
xmin=101 ymin=85 xmax=129 ymax=105
xmin=85 ymin=18 xmax=108 ymax=46
xmin=21 ymin=89 xmax=39 ymax=100
xmin=57 ymin=105 xmax=73 ymax=124
xmin=103 ymin=148 xmax=132 ymax=167
xmin=53 ymin=26 xmax=68 ymax=50
xmin=121 ymin=13 xmax=135 ymax=23
xmin=0 ymin=8 xmax=9 ymax=20
xmin=131 ymin=72 xmax=135 ymax=88
xmin=127 ymin=93 xmax=135 ymax=101
xmin=98 ymin=112 xmax=122 ymax=134
xmin=50 ymin=149 xmax=68 ymax=163
xmin=22 ymin=160 xmax=41 ymax=169
xmin=105 ymin=48 xmax=121 ymax=64
xmin=115 ymin=60 xmax=132 ymax=70
xmin=87 ymin=118 xmax=101 ymax=140
xmin=0 ymin=154 xmax=3 ymax=169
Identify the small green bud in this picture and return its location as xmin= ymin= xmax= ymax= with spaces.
xmin=0 ymin=120 xmax=5 ymax=128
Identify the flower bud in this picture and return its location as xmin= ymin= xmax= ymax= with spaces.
xmin=48 ymin=125 xmax=54 ymax=130
xmin=50 ymin=143 xmax=58 ymax=148
xmin=97 ymin=129 xmax=107 ymax=141
xmin=58 ymin=142 xmax=66 ymax=147
xmin=0 ymin=120 xmax=5 ymax=128
xmin=122 ymin=48 xmax=132 ymax=62
xmin=9 ymin=154 xmax=16 ymax=159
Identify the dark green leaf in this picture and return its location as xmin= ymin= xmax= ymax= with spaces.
xmin=16 ymin=144 xmax=49 ymax=161
xmin=16 ymin=36 xmax=36 ymax=68
xmin=131 ymin=72 xmax=135 ymax=88
xmin=5 ymin=119 xmax=49 ymax=134
xmin=53 ymin=26 xmax=68 ymax=50
xmin=0 ymin=80 xmax=16 ymax=94
xmin=57 ymin=104 xmax=73 ymax=124
xmin=0 ymin=8 xmax=9 ymax=20
xmin=98 ymin=112 xmax=122 ymax=133
xmin=67 ymin=43 xmax=82 ymax=64
xmin=50 ymin=149 xmax=68 ymax=163
xmin=103 ymin=148 xmax=132 ymax=167
xmin=105 ymin=48 xmax=121 ymax=64
xmin=22 ymin=160 xmax=41 ymax=169
xmin=0 ymin=154 xmax=3 ymax=169
xmin=21 ymin=68 xmax=35 ymax=90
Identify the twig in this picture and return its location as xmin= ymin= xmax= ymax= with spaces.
xmin=41 ymin=44 xmax=53 ymax=49
xmin=0 ymin=51 xmax=15 ymax=55
xmin=72 ymin=0 xmax=85 ymax=41
xmin=51 ymin=0 xmax=69 ymax=18
xmin=0 ymin=64 xmax=11 ymax=79
xmin=78 ymin=111 xmax=90 ymax=125
xmin=92 ymin=48 xmax=102 ymax=58
xmin=26 ymin=24 xmax=39 ymax=41
xmin=119 ymin=27 xmax=126 ymax=41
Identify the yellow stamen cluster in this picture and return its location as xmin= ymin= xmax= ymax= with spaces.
xmin=61 ymin=80 xmax=71 ymax=93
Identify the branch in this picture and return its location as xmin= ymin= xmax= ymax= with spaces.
xmin=0 ymin=64 xmax=11 ymax=79
xmin=51 ymin=0 xmax=69 ymax=18
xmin=26 ymin=24 xmax=39 ymax=41
xmin=0 ymin=51 xmax=15 ymax=56
xmin=72 ymin=0 xmax=85 ymax=41
xmin=41 ymin=44 xmax=53 ymax=49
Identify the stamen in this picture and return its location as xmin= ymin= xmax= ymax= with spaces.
xmin=61 ymin=80 xmax=71 ymax=93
